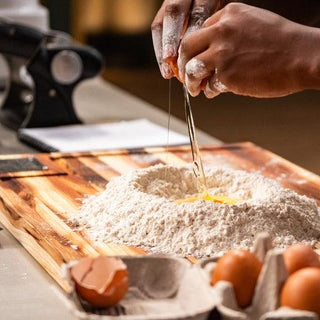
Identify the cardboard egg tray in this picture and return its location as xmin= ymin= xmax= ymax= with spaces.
xmin=59 ymin=234 xmax=319 ymax=320
xmin=60 ymin=255 xmax=215 ymax=320
xmin=200 ymin=233 xmax=319 ymax=320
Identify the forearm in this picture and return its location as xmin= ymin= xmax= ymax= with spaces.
xmin=233 ymin=0 xmax=320 ymax=27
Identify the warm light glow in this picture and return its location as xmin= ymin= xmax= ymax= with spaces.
xmin=72 ymin=0 xmax=158 ymax=42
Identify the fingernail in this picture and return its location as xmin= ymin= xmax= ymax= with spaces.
xmin=190 ymin=90 xmax=200 ymax=97
xmin=204 ymin=90 xmax=216 ymax=99
xmin=185 ymin=77 xmax=200 ymax=97
xmin=205 ymin=81 xmax=214 ymax=95
xmin=200 ymin=78 xmax=208 ymax=91
xmin=205 ymin=81 xmax=219 ymax=99
xmin=163 ymin=45 xmax=175 ymax=60
xmin=161 ymin=63 xmax=172 ymax=78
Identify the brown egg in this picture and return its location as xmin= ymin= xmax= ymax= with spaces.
xmin=283 ymin=244 xmax=320 ymax=275
xmin=281 ymin=267 xmax=320 ymax=316
xmin=70 ymin=256 xmax=128 ymax=308
xmin=211 ymin=249 xmax=262 ymax=308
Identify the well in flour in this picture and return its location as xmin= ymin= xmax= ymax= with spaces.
xmin=76 ymin=165 xmax=320 ymax=257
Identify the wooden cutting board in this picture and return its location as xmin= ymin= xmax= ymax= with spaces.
xmin=0 ymin=142 xmax=319 ymax=293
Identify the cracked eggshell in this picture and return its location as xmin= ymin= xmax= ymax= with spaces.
xmin=70 ymin=256 xmax=129 ymax=308
xmin=61 ymin=255 xmax=216 ymax=320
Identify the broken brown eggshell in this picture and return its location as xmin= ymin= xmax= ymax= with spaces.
xmin=61 ymin=255 xmax=215 ymax=320
xmin=70 ymin=256 xmax=129 ymax=308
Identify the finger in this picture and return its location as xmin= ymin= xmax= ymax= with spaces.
xmin=204 ymin=76 xmax=221 ymax=98
xmin=162 ymin=0 xmax=193 ymax=61
xmin=184 ymin=0 xmax=215 ymax=37
xmin=204 ymin=69 xmax=228 ymax=98
xmin=151 ymin=2 xmax=174 ymax=78
xmin=184 ymin=50 xmax=216 ymax=97
xmin=177 ymin=27 xmax=213 ymax=81
xmin=202 ymin=6 xmax=225 ymax=28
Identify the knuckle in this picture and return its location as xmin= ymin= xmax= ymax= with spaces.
xmin=212 ymin=45 xmax=230 ymax=61
xmin=179 ymin=37 xmax=191 ymax=53
xmin=151 ymin=19 xmax=162 ymax=31
xmin=203 ymin=15 xmax=215 ymax=28
xmin=211 ymin=22 xmax=223 ymax=36
xmin=212 ymin=49 xmax=223 ymax=62
xmin=185 ymin=70 xmax=197 ymax=81
xmin=220 ymin=22 xmax=233 ymax=36
xmin=213 ymin=20 xmax=234 ymax=38
xmin=224 ymin=2 xmax=240 ymax=14
xmin=185 ymin=58 xmax=208 ymax=80
xmin=165 ymin=2 xmax=183 ymax=17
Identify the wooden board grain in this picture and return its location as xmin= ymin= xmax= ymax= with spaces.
xmin=0 ymin=142 xmax=319 ymax=292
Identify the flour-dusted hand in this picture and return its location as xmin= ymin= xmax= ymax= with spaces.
xmin=178 ymin=3 xmax=320 ymax=98
xmin=151 ymin=0 xmax=217 ymax=79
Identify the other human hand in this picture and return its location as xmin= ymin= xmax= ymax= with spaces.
xmin=178 ymin=3 xmax=320 ymax=98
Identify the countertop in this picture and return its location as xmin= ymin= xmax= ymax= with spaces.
xmin=0 ymin=78 xmax=221 ymax=320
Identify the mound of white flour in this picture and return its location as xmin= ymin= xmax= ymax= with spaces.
xmin=77 ymin=165 xmax=320 ymax=257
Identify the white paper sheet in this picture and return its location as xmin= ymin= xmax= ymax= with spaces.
xmin=19 ymin=119 xmax=189 ymax=152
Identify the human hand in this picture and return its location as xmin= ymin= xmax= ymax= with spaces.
xmin=178 ymin=3 xmax=320 ymax=98
xmin=151 ymin=0 xmax=218 ymax=79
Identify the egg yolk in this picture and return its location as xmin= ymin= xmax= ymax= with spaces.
xmin=176 ymin=191 xmax=237 ymax=205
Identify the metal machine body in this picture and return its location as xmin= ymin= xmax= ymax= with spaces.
xmin=0 ymin=20 xmax=103 ymax=129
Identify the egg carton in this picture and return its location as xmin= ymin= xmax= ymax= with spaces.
xmin=58 ymin=234 xmax=319 ymax=320
xmin=199 ymin=232 xmax=319 ymax=320
xmin=59 ymin=255 xmax=216 ymax=320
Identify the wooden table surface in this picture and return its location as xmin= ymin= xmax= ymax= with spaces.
xmin=1 ymin=142 xmax=319 ymax=301
xmin=0 ymin=78 xmax=220 ymax=320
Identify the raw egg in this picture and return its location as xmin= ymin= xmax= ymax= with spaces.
xmin=211 ymin=249 xmax=262 ymax=308
xmin=70 ymin=256 xmax=128 ymax=308
xmin=281 ymin=267 xmax=320 ymax=316
xmin=176 ymin=191 xmax=237 ymax=205
xmin=283 ymin=244 xmax=320 ymax=275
